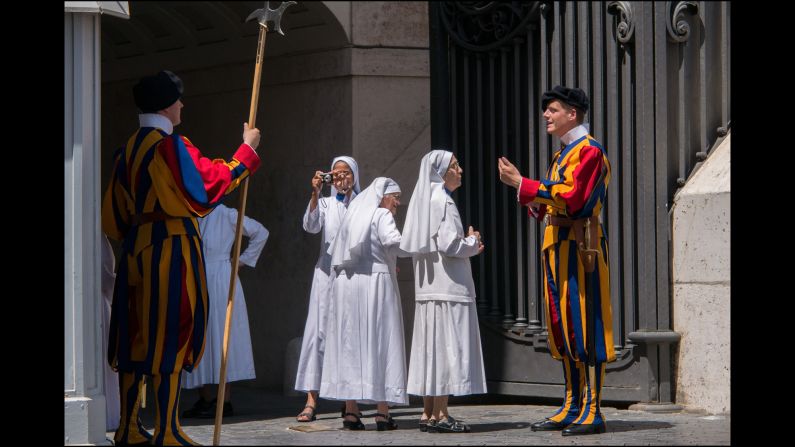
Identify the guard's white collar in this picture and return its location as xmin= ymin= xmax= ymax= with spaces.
xmin=138 ymin=113 xmax=174 ymax=135
xmin=560 ymin=123 xmax=589 ymax=146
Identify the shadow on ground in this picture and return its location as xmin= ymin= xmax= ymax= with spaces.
xmin=602 ymin=420 xmax=675 ymax=433
xmin=138 ymin=386 xmax=540 ymax=432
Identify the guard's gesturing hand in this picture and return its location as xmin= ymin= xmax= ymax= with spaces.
xmin=498 ymin=157 xmax=522 ymax=189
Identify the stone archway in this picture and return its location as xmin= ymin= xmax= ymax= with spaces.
xmin=99 ymin=1 xmax=431 ymax=392
xmin=99 ymin=1 xmax=354 ymax=390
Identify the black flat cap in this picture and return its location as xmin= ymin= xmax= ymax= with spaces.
xmin=133 ymin=70 xmax=183 ymax=113
xmin=541 ymin=85 xmax=589 ymax=113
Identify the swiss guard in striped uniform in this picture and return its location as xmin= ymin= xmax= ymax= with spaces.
xmin=498 ymin=86 xmax=614 ymax=437
xmin=102 ymin=70 xmax=262 ymax=446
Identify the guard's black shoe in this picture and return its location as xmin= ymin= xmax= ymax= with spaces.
xmin=561 ymin=421 xmax=606 ymax=436
xmin=530 ymin=419 xmax=568 ymax=431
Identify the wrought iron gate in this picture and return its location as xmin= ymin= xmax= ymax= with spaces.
xmin=429 ymin=1 xmax=730 ymax=404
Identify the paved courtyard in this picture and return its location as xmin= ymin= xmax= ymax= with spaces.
xmin=110 ymin=387 xmax=730 ymax=445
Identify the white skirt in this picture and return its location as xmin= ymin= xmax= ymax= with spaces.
xmin=294 ymin=265 xmax=333 ymax=392
xmin=407 ymin=300 xmax=487 ymax=396
xmin=182 ymin=260 xmax=256 ymax=388
xmin=101 ymin=295 xmax=120 ymax=431
xmin=320 ymin=270 xmax=408 ymax=405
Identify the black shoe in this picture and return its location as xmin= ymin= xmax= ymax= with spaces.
xmin=182 ymin=397 xmax=214 ymax=418
xmin=561 ymin=421 xmax=607 ymax=436
xmin=222 ymin=401 xmax=234 ymax=417
xmin=374 ymin=413 xmax=398 ymax=431
xmin=427 ymin=415 xmax=469 ymax=433
xmin=296 ymin=404 xmax=317 ymax=422
xmin=419 ymin=419 xmax=429 ymax=432
xmin=342 ymin=412 xmax=366 ymax=430
xmin=183 ymin=398 xmax=233 ymax=419
xmin=530 ymin=419 xmax=568 ymax=431
xmin=340 ymin=405 xmax=362 ymax=419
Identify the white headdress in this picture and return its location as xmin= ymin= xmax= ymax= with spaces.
xmin=329 ymin=155 xmax=361 ymax=196
xmin=399 ymin=150 xmax=453 ymax=254
xmin=328 ymin=177 xmax=401 ymax=268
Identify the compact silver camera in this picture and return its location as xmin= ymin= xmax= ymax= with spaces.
xmin=319 ymin=171 xmax=335 ymax=184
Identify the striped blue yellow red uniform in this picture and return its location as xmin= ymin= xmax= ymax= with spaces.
xmin=519 ymin=133 xmax=613 ymax=429
xmin=102 ymin=127 xmax=260 ymax=445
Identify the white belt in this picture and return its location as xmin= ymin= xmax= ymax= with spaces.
xmin=337 ymin=263 xmax=391 ymax=274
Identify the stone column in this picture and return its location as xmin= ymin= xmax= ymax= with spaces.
xmin=65 ymin=10 xmax=106 ymax=444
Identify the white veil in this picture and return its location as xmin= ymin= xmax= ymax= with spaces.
xmin=328 ymin=176 xmax=401 ymax=268
xmin=399 ymin=150 xmax=453 ymax=254
xmin=329 ymin=155 xmax=361 ymax=196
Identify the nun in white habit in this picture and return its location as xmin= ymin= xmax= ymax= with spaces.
xmin=400 ymin=150 xmax=487 ymax=433
xmin=295 ymin=156 xmax=361 ymax=422
xmin=182 ymin=203 xmax=269 ymax=417
xmin=320 ymin=177 xmax=407 ymax=431
xmin=101 ymin=234 xmax=120 ymax=431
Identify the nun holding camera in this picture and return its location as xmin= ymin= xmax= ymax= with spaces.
xmin=295 ymin=156 xmax=361 ymax=423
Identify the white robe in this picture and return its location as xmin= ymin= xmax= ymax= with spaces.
xmin=101 ymin=234 xmax=119 ymax=431
xmin=295 ymin=194 xmax=354 ymax=391
xmin=406 ymin=196 xmax=487 ymax=396
xmin=182 ymin=204 xmax=268 ymax=388
xmin=320 ymin=208 xmax=408 ymax=405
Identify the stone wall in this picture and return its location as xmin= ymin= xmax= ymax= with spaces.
xmin=671 ymin=133 xmax=730 ymax=414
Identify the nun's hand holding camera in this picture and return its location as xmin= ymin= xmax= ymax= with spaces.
xmin=311 ymin=171 xmax=324 ymax=195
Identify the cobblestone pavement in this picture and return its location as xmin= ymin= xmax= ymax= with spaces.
xmin=112 ymin=387 xmax=730 ymax=445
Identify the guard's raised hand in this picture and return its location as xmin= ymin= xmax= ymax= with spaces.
xmin=243 ymin=122 xmax=261 ymax=150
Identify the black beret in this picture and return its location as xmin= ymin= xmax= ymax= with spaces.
xmin=541 ymin=85 xmax=589 ymax=113
xmin=132 ymin=70 xmax=183 ymax=113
